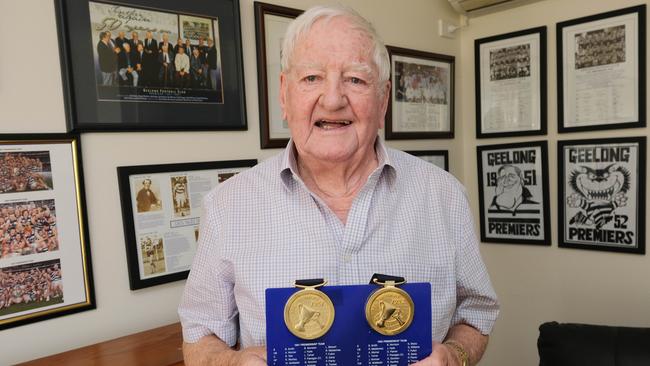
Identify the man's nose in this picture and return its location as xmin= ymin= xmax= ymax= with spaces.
xmin=318 ymin=77 xmax=348 ymax=110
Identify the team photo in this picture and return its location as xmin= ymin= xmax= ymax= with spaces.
xmin=0 ymin=259 xmax=64 ymax=318
xmin=0 ymin=151 xmax=53 ymax=194
xmin=1 ymin=200 xmax=59 ymax=259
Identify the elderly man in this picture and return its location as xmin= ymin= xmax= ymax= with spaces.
xmin=179 ymin=5 xmax=498 ymax=366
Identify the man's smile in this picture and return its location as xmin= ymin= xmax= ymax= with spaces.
xmin=314 ymin=119 xmax=352 ymax=129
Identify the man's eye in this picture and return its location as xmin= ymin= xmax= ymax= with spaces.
xmin=304 ymin=75 xmax=318 ymax=82
xmin=349 ymin=77 xmax=364 ymax=84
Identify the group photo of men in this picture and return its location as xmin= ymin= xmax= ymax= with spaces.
xmin=0 ymin=152 xmax=52 ymax=194
xmin=489 ymin=44 xmax=531 ymax=81
xmin=96 ymin=30 xmax=222 ymax=92
xmin=0 ymin=200 xmax=59 ymax=259
xmin=394 ymin=61 xmax=449 ymax=105
xmin=574 ymin=25 xmax=626 ymax=69
xmin=0 ymin=260 xmax=63 ymax=317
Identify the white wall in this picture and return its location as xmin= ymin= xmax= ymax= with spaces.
xmin=458 ymin=0 xmax=650 ymax=365
xmin=0 ymin=0 xmax=461 ymax=364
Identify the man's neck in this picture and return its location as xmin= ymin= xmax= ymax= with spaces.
xmin=296 ymin=143 xmax=379 ymax=223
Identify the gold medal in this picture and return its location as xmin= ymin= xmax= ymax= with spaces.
xmin=365 ymin=278 xmax=414 ymax=336
xmin=283 ymin=280 xmax=335 ymax=340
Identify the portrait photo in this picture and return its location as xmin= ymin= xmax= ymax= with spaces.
xmin=133 ymin=178 xmax=162 ymax=213
xmin=170 ymin=176 xmax=190 ymax=217
xmin=139 ymin=234 xmax=166 ymax=277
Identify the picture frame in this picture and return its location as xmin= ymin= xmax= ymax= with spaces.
xmin=54 ymin=0 xmax=247 ymax=132
xmin=386 ymin=46 xmax=455 ymax=140
xmin=254 ymin=2 xmax=302 ymax=149
xmin=0 ymin=134 xmax=95 ymax=330
xmin=475 ymin=26 xmax=547 ymax=138
xmin=557 ymin=5 xmax=646 ymax=133
xmin=477 ymin=141 xmax=550 ymax=245
xmin=404 ymin=150 xmax=449 ymax=171
xmin=558 ymin=137 xmax=646 ymax=254
xmin=117 ymin=159 xmax=256 ymax=290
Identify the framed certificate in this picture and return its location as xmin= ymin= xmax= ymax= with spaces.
xmin=386 ymin=46 xmax=455 ymax=140
xmin=55 ymin=0 xmax=246 ymax=132
xmin=475 ymin=26 xmax=547 ymax=138
xmin=477 ymin=141 xmax=550 ymax=245
xmin=557 ymin=5 xmax=646 ymax=132
xmin=0 ymin=134 xmax=94 ymax=330
xmin=404 ymin=150 xmax=449 ymax=171
xmin=254 ymin=2 xmax=302 ymax=149
xmin=558 ymin=137 xmax=646 ymax=254
xmin=117 ymin=159 xmax=256 ymax=290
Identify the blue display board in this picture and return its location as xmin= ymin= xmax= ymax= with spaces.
xmin=266 ymin=283 xmax=432 ymax=365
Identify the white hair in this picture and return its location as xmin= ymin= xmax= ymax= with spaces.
xmin=280 ymin=4 xmax=390 ymax=84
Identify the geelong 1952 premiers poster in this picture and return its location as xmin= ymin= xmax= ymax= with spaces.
xmin=477 ymin=141 xmax=550 ymax=245
xmin=558 ymin=137 xmax=646 ymax=254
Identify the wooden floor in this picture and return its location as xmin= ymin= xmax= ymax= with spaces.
xmin=18 ymin=322 xmax=184 ymax=366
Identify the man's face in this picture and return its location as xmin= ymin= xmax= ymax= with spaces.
xmin=118 ymin=31 xmax=125 ymax=38
xmin=280 ymin=17 xmax=389 ymax=163
xmin=498 ymin=166 xmax=521 ymax=188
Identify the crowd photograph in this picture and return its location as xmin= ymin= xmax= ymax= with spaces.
xmin=489 ymin=44 xmax=531 ymax=81
xmin=0 ymin=260 xmax=63 ymax=317
xmin=0 ymin=152 xmax=53 ymax=194
xmin=574 ymin=25 xmax=626 ymax=69
xmin=0 ymin=200 xmax=59 ymax=259
xmin=394 ymin=61 xmax=449 ymax=104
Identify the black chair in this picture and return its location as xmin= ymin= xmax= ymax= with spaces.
xmin=538 ymin=321 xmax=650 ymax=366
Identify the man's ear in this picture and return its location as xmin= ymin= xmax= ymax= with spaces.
xmin=279 ymin=72 xmax=288 ymax=120
xmin=379 ymin=80 xmax=391 ymax=129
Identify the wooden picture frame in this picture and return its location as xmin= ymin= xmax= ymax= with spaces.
xmin=254 ymin=2 xmax=302 ymax=149
xmin=386 ymin=46 xmax=455 ymax=140
xmin=0 ymin=134 xmax=95 ymax=330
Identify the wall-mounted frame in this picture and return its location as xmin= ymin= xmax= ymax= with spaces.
xmin=0 ymin=134 xmax=94 ymax=330
xmin=55 ymin=0 xmax=246 ymax=132
xmin=558 ymin=137 xmax=646 ymax=254
xmin=557 ymin=5 xmax=646 ymax=133
xmin=477 ymin=141 xmax=550 ymax=245
xmin=386 ymin=46 xmax=455 ymax=140
xmin=475 ymin=26 xmax=547 ymax=138
xmin=254 ymin=2 xmax=302 ymax=149
xmin=404 ymin=150 xmax=449 ymax=171
xmin=117 ymin=159 xmax=256 ymax=290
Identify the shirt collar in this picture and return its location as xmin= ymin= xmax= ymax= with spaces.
xmin=280 ymin=137 xmax=396 ymax=190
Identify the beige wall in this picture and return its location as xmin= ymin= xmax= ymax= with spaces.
xmin=459 ymin=0 xmax=650 ymax=365
xmin=0 ymin=0 xmax=460 ymax=364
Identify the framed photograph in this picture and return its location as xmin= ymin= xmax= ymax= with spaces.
xmin=477 ymin=141 xmax=550 ymax=245
xmin=558 ymin=137 xmax=646 ymax=254
xmin=54 ymin=0 xmax=246 ymax=132
xmin=0 ymin=134 xmax=94 ymax=330
xmin=405 ymin=150 xmax=449 ymax=171
xmin=557 ymin=5 xmax=646 ymax=132
xmin=254 ymin=2 xmax=302 ymax=149
xmin=117 ymin=159 xmax=256 ymax=290
xmin=475 ymin=26 xmax=547 ymax=138
xmin=386 ymin=46 xmax=455 ymax=140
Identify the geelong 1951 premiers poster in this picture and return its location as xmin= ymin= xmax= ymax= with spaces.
xmin=477 ymin=141 xmax=550 ymax=245
xmin=558 ymin=137 xmax=646 ymax=254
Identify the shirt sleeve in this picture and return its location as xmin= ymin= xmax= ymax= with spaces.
xmin=178 ymin=191 xmax=239 ymax=346
xmin=449 ymin=185 xmax=500 ymax=335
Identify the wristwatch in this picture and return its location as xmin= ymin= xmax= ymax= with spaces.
xmin=444 ymin=340 xmax=469 ymax=366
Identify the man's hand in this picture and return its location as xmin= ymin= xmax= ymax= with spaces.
xmin=183 ymin=335 xmax=267 ymax=366
xmin=236 ymin=346 xmax=267 ymax=365
xmin=410 ymin=341 xmax=460 ymax=366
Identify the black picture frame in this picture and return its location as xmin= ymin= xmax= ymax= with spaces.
xmin=117 ymin=159 xmax=256 ymax=290
xmin=475 ymin=26 xmax=547 ymax=138
xmin=0 ymin=133 xmax=95 ymax=330
xmin=404 ymin=150 xmax=449 ymax=171
xmin=254 ymin=2 xmax=302 ymax=149
xmin=477 ymin=140 xmax=551 ymax=245
xmin=386 ymin=46 xmax=455 ymax=140
xmin=558 ymin=137 xmax=646 ymax=254
xmin=557 ymin=5 xmax=646 ymax=133
xmin=55 ymin=0 xmax=247 ymax=132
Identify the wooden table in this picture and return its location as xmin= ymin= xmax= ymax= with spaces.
xmin=18 ymin=322 xmax=184 ymax=366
